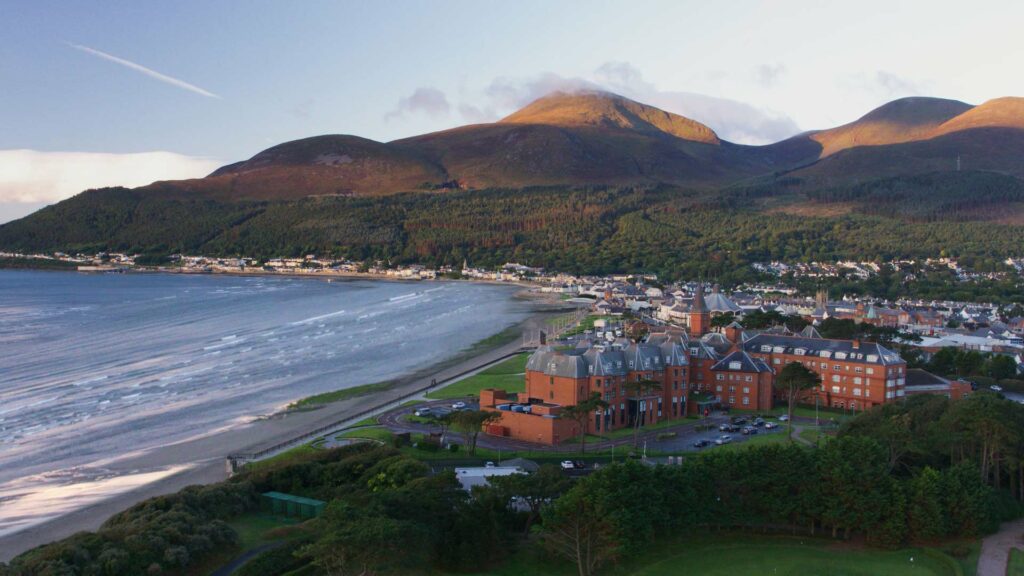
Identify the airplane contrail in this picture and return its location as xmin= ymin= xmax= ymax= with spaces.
xmin=67 ymin=42 xmax=221 ymax=99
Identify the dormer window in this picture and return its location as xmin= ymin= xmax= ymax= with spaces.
xmin=729 ymin=361 xmax=742 ymax=370
xmin=761 ymin=345 xmax=772 ymax=352
xmin=794 ymin=348 xmax=805 ymax=356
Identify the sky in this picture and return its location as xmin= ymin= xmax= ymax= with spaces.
xmin=2 ymin=0 xmax=1023 ymax=223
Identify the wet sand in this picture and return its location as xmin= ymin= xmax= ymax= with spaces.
xmin=0 ymin=303 xmax=563 ymax=561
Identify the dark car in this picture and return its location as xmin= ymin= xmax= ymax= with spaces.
xmin=692 ymin=439 xmax=711 ymax=448
xmin=573 ymin=460 xmax=586 ymax=469
xmin=741 ymin=426 xmax=758 ymax=435
xmin=753 ymin=418 xmax=766 ymax=427
xmin=731 ymin=417 xmax=747 ymax=425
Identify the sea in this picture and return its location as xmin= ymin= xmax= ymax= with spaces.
xmin=0 ymin=270 xmax=532 ymax=537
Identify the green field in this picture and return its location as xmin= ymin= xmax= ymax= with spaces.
xmin=288 ymin=380 xmax=395 ymax=409
xmin=630 ymin=540 xmax=960 ymax=576
xmin=1009 ymin=548 xmax=1024 ymax=576
xmin=472 ymin=535 xmax=963 ymax=576
xmin=426 ymin=353 xmax=529 ymax=399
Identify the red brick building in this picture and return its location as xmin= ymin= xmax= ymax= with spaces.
xmin=481 ymin=322 xmax=911 ymax=446
xmin=742 ymin=333 xmax=907 ymax=411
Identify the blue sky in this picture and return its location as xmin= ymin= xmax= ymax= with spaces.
xmin=2 ymin=0 xmax=1024 ymax=222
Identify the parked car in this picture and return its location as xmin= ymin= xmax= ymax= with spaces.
xmin=693 ymin=439 xmax=711 ymax=448
xmin=451 ymin=401 xmax=467 ymax=410
xmin=753 ymin=418 xmax=765 ymax=427
xmin=778 ymin=414 xmax=790 ymax=422
xmin=561 ymin=460 xmax=575 ymax=470
xmin=574 ymin=460 xmax=586 ymax=469
xmin=731 ymin=417 xmax=747 ymax=425
xmin=485 ymin=461 xmax=496 ymax=468
xmin=719 ymin=423 xmax=732 ymax=432
xmin=413 ymin=408 xmax=433 ymax=417
xmin=741 ymin=426 xmax=758 ymax=436
xmin=990 ymin=385 xmax=1003 ymax=392
xmin=715 ymin=435 xmax=733 ymax=445
xmin=764 ymin=422 xmax=778 ymax=429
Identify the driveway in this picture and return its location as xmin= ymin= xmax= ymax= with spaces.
xmin=977 ymin=518 xmax=1024 ymax=576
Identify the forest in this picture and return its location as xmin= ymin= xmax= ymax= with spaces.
xmin=3 ymin=391 xmax=1022 ymax=576
xmin=3 ymin=173 xmax=1024 ymax=290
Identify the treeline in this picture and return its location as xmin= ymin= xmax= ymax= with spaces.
xmin=2 ymin=482 xmax=253 ymax=575
xmin=4 ymin=182 xmax=1024 ymax=288
xmin=4 ymin=392 xmax=1023 ymax=576
xmin=805 ymin=171 xmax=1024 ymax=222
xmin=842 ymin=392 xmax=1024 ymax=494
xmin=541 ymin=441 xmax=997 ymax=575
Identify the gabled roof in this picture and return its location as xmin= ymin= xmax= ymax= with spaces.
xmin=800 ymin=325 xmax=822 ymax=339
xmin=742 ymin=333 xmax=904 ymax=366
xmin=711 ymin=350 xmax=773 ymax=373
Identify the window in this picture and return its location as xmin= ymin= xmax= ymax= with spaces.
xmin=853 ymin=388 xmax=862 ymax=397
xmin=853 ymin=377 xmax=862 ymax=385
xmin=729 ymin=361 xmax=742 ymax=370
xmin=773 ymin=358 xmax=781 ymax=365
xmin=831 ymin=386 xmax=840 ymax=394
xmin=742 ymin=397 xmax=750 ymax=405
xmin=743 ymin=387 xmax=750 ymax=394
xmin=745 ymin=376 xmax=752 ymax=382
xmin=867 ymin=368 xmax=875 ymax=375
xmin=549 ymin=377 xmax=554 ymax=385
xmin=716 ymin=374 xmax=724 ymax=381
xmin=715 ymin=385 xmax=723 ymax=392
xmin=729 ymin=396 xmax=736 ymax=404
xmin=832 ymin=375 xmax=840 ymax=383
xmin=833 ymin=364 xmax=841 ymax=371
xmin=595 ymin=378 xmax=602 ymax=388
xmin=728 ymin=386 xmax=736 ymax=393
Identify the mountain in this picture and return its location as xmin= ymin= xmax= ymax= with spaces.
xmin=808 ymin=97 xmax=973 ymax=157
xmin=3 ymin=89 xmax=1024 ymax=277
xmin=758 ymin=96 xmax=1024 ymax=188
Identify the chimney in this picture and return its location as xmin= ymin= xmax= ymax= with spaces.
xmin=852 ymin=339 xmax=860 ymax=350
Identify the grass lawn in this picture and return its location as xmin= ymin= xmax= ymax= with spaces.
xmin=338 ymin=426 xmax=394 ymax=442
xmin=244 ymin=443 xmax=320 ymax=472
xmin=628 ymin=537 xmax=960 ymax=576
xmin=1009 ymin=548 xmax=1024 ymax=576
xmin=798 ymin=427 xmax=833 ymax=446
xmin=426 ymin=353 xmax=529 ymax=400
xmin=562 ymin=314 xmax=600 ymax=337
xmin=764 ymin=405 xmax=855 ymax=424
xmin=469 ymin=534 xmax=962 ymax=576
xmin=228 ymin=513 xmax=301 ymax=549
xmin=288 ymin=380 xmax=395 ymax=409
xmin=713 ymin=432 xmax=791 ymax=452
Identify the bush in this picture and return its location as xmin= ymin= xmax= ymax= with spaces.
xmin=414 ymin=440 xmax=440 ymax=452
xmin=448 ymin=443 xmax=460 ymax=453
xmin=236 ymin=540 xmax=310 ymax=576
xmin=656 ymin=432 xmax=677 ymax=440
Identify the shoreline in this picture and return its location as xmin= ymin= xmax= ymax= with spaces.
xmin=0 ymin=293 xmax=572 ymax=562
xmin=0 ymin=261 xmax=545 ymax=292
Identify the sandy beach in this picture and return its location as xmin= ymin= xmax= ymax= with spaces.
xmin=0 ymin=298 xmax=564 ymax=562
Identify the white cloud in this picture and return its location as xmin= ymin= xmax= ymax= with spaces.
xmin=0 ymin=150 xmax=221 ymax=204
xmin=385 ymin=87 xmax=451 ymax=120
xmin=68 ymin=42 xmax=221 ymax=99
xmin=754 ymin=63 xmax=787 ymax=87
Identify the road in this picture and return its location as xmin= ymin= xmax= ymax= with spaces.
xmin=977 ymin=517 xmax=1024 ymax=576
xmin=369 ymin=400 xmax=794 ymax=455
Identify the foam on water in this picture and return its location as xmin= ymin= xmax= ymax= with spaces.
xmin=0 ymin=271 xmax=531 ymax=533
